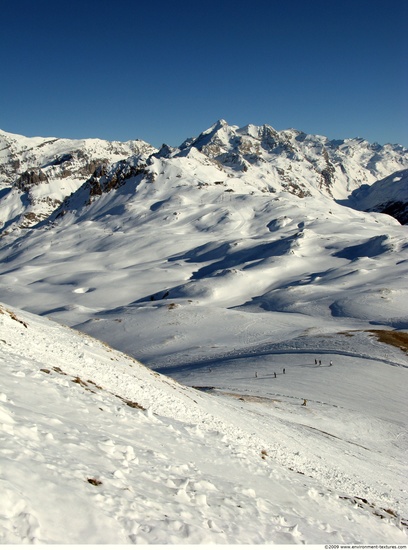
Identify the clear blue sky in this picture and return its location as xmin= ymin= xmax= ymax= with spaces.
xmin=1 ymin=0 xmax=407 ymax=147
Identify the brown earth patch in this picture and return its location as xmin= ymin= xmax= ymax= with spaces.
xmin=367 ymin=330 xmax=408 ymax=354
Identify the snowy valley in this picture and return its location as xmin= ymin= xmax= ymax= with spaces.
xmin=0 ymin=121 xmax=407 ymax=544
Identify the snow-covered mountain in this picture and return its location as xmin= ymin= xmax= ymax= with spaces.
xmin=178 ymin=119 xmax=408 ymax=199
xmin=0 ymin=122 xmax=407 ymax=542
xmin=1 ymin=303 xmax=407 ymax=544
xmin=1 ymin=121 xmax=407 ymax=237
xmin=0 ymin=129 xmax=156 ymax=233
xmin=0 ymin=121 xmax=407 ymax=331
xmin=0 ymin=119 xmax=407 ymax=329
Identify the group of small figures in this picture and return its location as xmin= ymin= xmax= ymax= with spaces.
xmin=252 ymin=359 xmax=335 ymax=407
xmin=315 ymin=358 xmax=333 ymax=366
xmin=254 ymin=368 xmax=286 ymax=378
xmin=254 ymin=359 xmax=334 ymax=378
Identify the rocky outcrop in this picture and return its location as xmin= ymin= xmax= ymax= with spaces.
xmin=1 ymin=123 xmax=408 ymax=237
xmin=15 ymin=169 xmax=48 ymax=191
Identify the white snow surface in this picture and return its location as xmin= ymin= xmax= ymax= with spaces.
xmin=0 ymin=303 xmax=407 ymax=544
xmin=1 ymin=120 xmax=408 ymax=238
xmin=1 ymin=121 xmax=408 ymax=544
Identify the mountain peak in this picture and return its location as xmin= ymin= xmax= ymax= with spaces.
xmin=212 ymin=118 xmax=229 ymax=129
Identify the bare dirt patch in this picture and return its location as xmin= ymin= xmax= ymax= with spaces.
xmin=367 ymin=330 xmax=408 ymax=354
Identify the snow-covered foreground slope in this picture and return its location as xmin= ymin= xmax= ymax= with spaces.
xmin=1 ymin=303 xmax=407 ymax=544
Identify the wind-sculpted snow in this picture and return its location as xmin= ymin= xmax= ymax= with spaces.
xmin=0 ymin=304 xmax=407 ymax=543
xmin=1 ymin=121 xmax=408 ymax=238
xmin=0 ymin=134 xmax=407 ymax=332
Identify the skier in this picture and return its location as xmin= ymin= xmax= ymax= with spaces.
xmin=319 ymin=360 xmax=321 ymax=366
xmin=329 ymin=361 xmax=333 ymax=366
xmin=255 ymin=371 xmax=258 ymax=378
xmin=283 ymin=368 xmax=286 ymax=374
xmin=274 ymin=372 xmax=277 ymax=378
xmin=302 ymin=398 xmax=307 ymax=406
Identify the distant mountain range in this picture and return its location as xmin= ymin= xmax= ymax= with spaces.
xmin=1 ymin=122 xmax=407 ymax=237
xmin=0 ymin=121 xmax=407 ymax=361
xmin=0 ymin=129 xmax=155 ymax=233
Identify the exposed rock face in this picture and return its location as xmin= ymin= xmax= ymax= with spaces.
xmin=378 ymin=201 xmax=408 ymax=225
xmin=86 ymin=162 xmax=150 ymax=198
xmin=178 ymin=121 xmax=408 ymax=201
xmin=15 ymin=169 xmax=49 ymax=191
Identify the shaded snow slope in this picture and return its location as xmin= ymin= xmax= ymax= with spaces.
xmin=349 ymin=168 xmax=408 ymax=224
xmin=0 ymin=124 xmax=407 ymax=423
xmin=0 ymin=159 xmax=406 ymax=338
xmin=0 ymin=303 xmax=407 ymax=544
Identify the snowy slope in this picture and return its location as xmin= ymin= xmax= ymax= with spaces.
xmin=1 ymin=303 xmax=407 ymax=544
xmin=1 ymin=121 xmax=408 ymax=544
xmin=349 ymin=168 xmax=408 ymax=224
xmin=1 ymin=121 xmax=408 ymax=239
xmin=0 ymin=134 xmax=406 ymax=334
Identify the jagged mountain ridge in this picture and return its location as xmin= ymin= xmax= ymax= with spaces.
xmin=0 ymin=129 xmax=156 ymax=189
xmin=0 ymin=119 xmax=407 ymax=361
xmin=180 ymin=120 xmax=408 ymax=199
xmin=1 ymin=121 xmax=408 ymax=236
xmin=183 ymin=120 xmax=408 ymax=201
xmin=0 ymin=129 xmax=156 ymax=232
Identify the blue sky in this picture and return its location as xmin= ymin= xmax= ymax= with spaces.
xmin=1 ymin=0 xmax=407 ymax=147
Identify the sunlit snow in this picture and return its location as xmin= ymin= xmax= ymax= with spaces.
xmin=0 ymin=122 xmax=407 ymax=544
xmin=0 ymin=305 xmax=407 ymax=544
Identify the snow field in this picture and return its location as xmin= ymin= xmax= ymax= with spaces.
xmin=1 ymin=304 xmax=407 ymax=543
xmin=1 ymin=121 xmax=408 ymax=544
